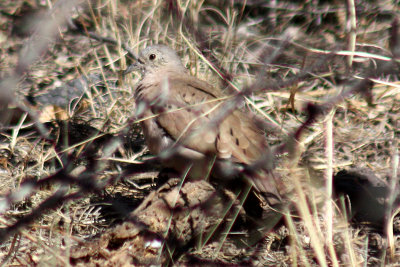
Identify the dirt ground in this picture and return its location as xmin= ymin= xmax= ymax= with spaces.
xmin=0 ymin=0 xmax=399 ymax=266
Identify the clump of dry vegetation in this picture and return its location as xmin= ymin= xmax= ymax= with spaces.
xmin=0 ymin=0 xmax=399 ymax=266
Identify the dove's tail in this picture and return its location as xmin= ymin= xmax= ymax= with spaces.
xmin=245 ymin=170 xmax=283 ymax=207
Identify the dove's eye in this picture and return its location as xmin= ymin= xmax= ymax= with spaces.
xmin=149 ymin=54 xmax=156 ymax=60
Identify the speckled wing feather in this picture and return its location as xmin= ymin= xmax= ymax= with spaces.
xmin=148 ymin=73 xmax=269 ymax=165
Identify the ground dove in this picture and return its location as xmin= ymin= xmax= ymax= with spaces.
xmin=126 ymin=45 xmax=281 ymax=205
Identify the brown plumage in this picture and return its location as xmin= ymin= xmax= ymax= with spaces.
xmin=127 ymin=45 xmax=281 ymax=205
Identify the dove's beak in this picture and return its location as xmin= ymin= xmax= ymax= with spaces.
xmin=124 ymin=59 xmax=144 ymax=75
xmin=124 ymin=62 xmax=138 ymax=75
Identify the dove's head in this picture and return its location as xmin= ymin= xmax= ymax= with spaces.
xmin=125 ymin=45 xmax=186 ymax=75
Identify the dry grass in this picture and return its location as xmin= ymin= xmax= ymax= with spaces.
xmin=0 ymin=0 xmax=399 ymax=265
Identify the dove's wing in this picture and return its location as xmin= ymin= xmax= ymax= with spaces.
xmin=149 ymin=73 xmax=269 ymax=164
